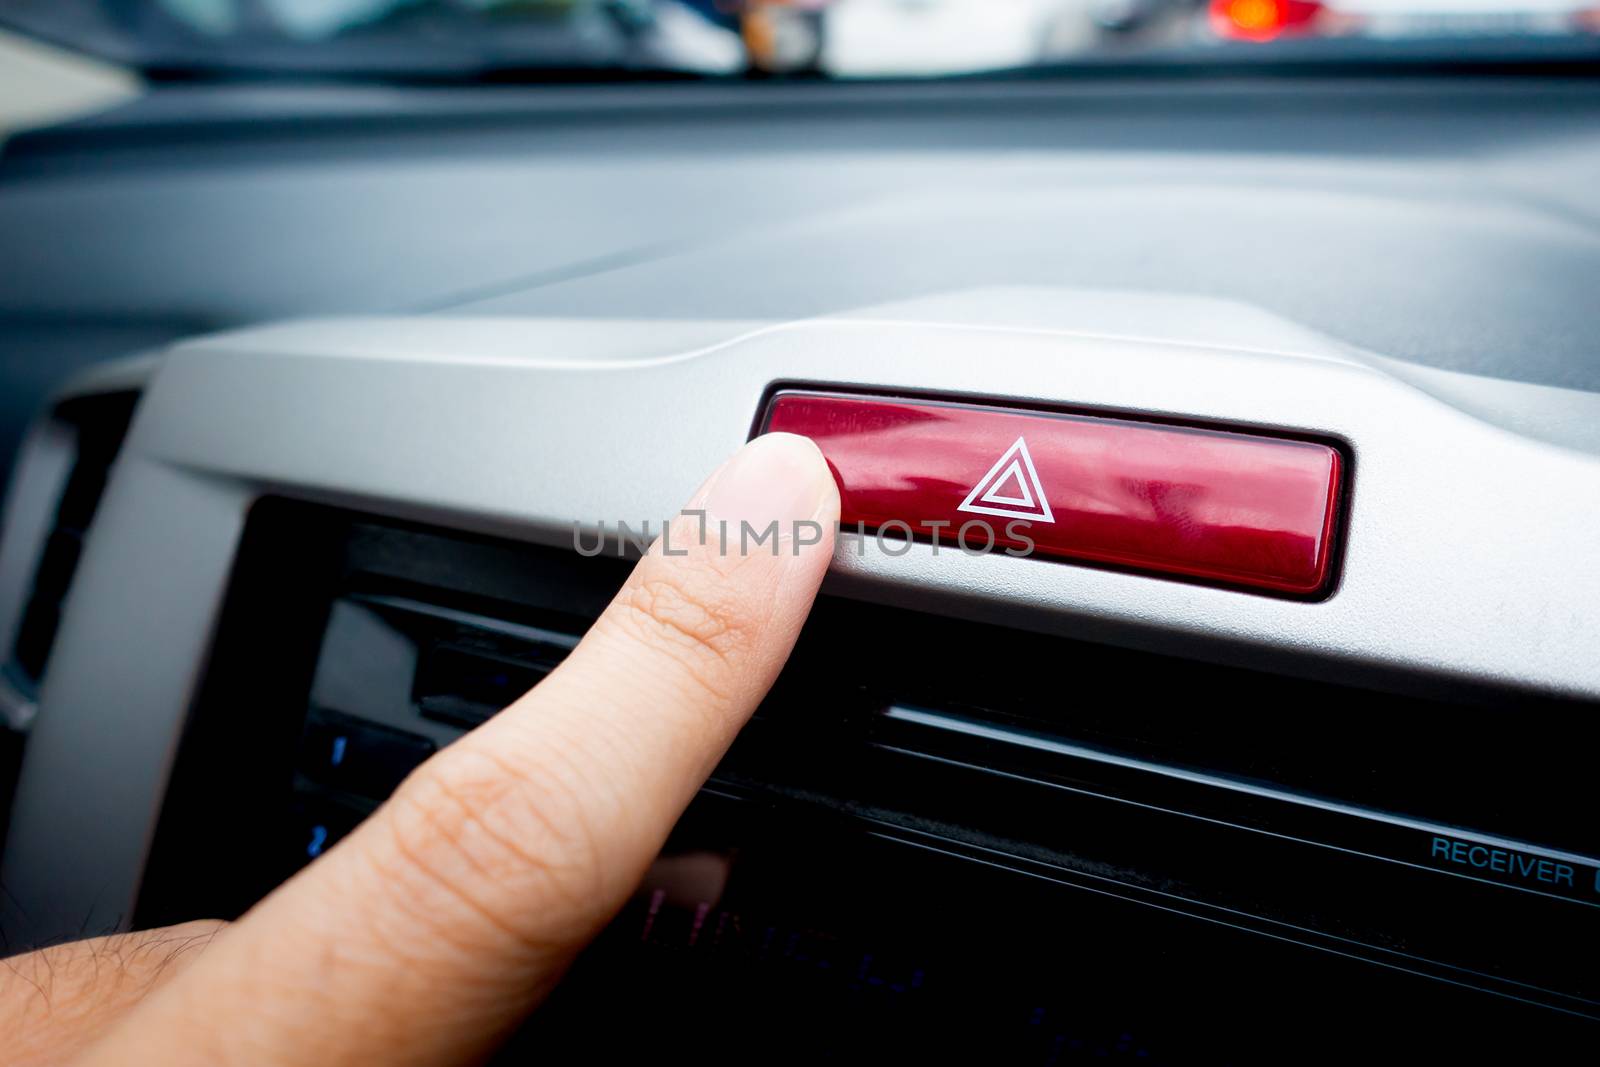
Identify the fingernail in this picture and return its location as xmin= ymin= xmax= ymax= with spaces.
xmin=702 ymin=433 xmax=835 ymax=532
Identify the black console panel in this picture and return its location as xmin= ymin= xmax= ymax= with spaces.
xmin=138 ymin=498 xmax=1600 ymax=1062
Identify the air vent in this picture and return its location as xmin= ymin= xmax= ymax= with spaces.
xmin=10 ymin=392 xmax=139 ymax=685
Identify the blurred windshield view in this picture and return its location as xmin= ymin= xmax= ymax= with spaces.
xmin=2 ymin=0 xmax=1597 ymax=78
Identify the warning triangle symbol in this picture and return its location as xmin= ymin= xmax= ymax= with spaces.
xmin=957 ymin=437 xmax=1054 ymax=523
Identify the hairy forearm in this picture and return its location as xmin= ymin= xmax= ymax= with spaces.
xmin=1 ymin=920 xmax=226 ymax=1067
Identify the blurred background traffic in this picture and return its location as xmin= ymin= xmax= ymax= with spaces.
xmin=2 ymin=0 xmax=1597 ymax=85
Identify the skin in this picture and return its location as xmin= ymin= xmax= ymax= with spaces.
xmin=1 ymin=921 xmax=226 ymax=1067
xmin=1 ymin=432 xmax=840 ymax=1067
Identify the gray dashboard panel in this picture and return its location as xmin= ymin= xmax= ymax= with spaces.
xmin=6 ymin=77 xmax=1600 ymax=525
xmin=5 ymin=289 xmax=1600 ymax=945
xmin=5 ymin=79 xmax=1600 ymax=394
xmin=459 ymin=170 xmax=1600 ymax=391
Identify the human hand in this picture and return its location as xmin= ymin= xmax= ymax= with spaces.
xmin=3 ymin=432 xmax=838 ymax=1067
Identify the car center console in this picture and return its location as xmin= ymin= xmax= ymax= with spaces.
xmin=136 ymin=497 xmax=1600 ymax=1060
xmin=4 ymin=296 xmax=1600 ymax=1061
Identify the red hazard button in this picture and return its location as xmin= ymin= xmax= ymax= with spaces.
xmin=761 ymin=390 xmax=1344 ymax=596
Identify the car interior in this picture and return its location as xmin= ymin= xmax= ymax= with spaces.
xmin=1 ymin=2 xmax=1598 ymax=1062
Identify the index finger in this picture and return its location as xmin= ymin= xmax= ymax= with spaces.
xmin=74 ymin=433 xmax=839 ymax=1067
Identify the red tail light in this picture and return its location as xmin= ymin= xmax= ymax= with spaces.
xmin=1209 ymin=0 xmax=1324 ymax=40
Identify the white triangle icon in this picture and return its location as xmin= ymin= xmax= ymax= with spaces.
xmin=957 ymin=437 xmax=1054 ymax=523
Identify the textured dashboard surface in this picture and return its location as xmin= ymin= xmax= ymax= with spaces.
xmin=3 ymin=77 xmax=1600 ymax=491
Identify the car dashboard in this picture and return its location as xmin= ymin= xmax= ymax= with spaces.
xmin=1 ymin=75 xmax=1599 ymax=1062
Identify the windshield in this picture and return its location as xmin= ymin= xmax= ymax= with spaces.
xmin=3 ymin=0 xmax=1598 ymax=79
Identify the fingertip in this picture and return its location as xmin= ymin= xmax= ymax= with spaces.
xmin=701 ymin=432 xmax=839 ymax=534
xmin=763 ymin=431 xmax=842 ymax=523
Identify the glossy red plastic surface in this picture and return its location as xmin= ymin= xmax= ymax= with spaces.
xmin=762 ymin=391 xmax=1342 ymax=595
